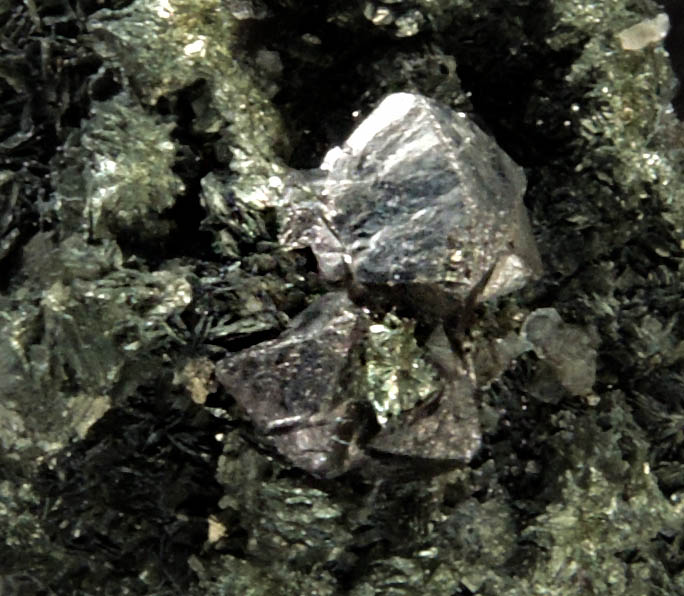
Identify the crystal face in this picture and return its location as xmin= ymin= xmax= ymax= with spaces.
xmin=280 ymin=92 xmax=542 ymax=317
xmin=216 ymin=292 xmax=372 ymax=478
xmin=218 ymin=93 xmax=542 ymax=477
xmin=216 ymin=292 xmax=482 ymax=478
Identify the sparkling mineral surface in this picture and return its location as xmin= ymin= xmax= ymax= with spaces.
xmin=218 ymin=93 xmax=543 ymax=477
xmin=280 ymin=92 xmax=542 ymax=317
xmin=216 ymin=291 xmax=482 ymax=477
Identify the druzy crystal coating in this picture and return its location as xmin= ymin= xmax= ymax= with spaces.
xmin=217 ymin=93 xmax=542 ymax=477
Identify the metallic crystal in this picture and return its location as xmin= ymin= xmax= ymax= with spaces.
xmin=369 ymin=376 xmax=480 ymax=460
xmin=218 ymin=92 xmax=546 ymax=476
xmin=217 ymin=292 xmax=482 ymax=475
xmin=216 ymin=292 xmax=372 ymax=478
xmin=280 ymin=92 xmax=542 ymax=318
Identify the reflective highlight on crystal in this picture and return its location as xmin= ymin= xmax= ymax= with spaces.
xmin=280 ymin=93 xmax=542 ymax=317
xmin=219 ymin=93 xmax=543 ymax=476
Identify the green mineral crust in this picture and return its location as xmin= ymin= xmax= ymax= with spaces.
xmin=52 ymin=95 xmax=184 ymax=239
xmin=88 ymin=0 xmax=289 ymax=206
xmin=364 ymin=313 xmax=441 ymax=425
xmin=2 ymin=0 xmax=684 ymax=594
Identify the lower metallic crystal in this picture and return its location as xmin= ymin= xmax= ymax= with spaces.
xmin=217 ymin=291 xmax=482 ymax=476
xmin=217 ymin=292 xmax=372 ymax=477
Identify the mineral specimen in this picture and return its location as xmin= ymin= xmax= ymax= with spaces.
xmin=368 ymin=325 xmax=481 ymax=461
xmin=216 ymin=292 xmax=482 ymax=476
xmin=362 ymin=313 xmax=443 ymax=426
xmin=521 ymin=308 xmax=598 ymax=400
xmin=617 ymin=13 xmax=669 ymax=51
xmin=217 ymin=292 xmax=373 ymax=478
xmin=280 ymin=92 xmax=543 ymax=318
xmin=218 ymin=92 xmax=542 ymax=476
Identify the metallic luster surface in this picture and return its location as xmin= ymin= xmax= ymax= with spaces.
xmin=219 ymin=93 xmax=543 ymax=476
xmin=217 ymin=291 xmax=482 ymax=477
xmin=280 ymin=92 xmax=542 ymax=317
xmin=216 ymin=292 xmax=373 ymax=478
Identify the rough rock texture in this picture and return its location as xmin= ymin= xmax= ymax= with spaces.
xmin=2 ymin=0 xmax=684 ymax=594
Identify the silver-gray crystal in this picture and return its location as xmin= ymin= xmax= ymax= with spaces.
xmin=280 ymin=92 xmax=542 ymax=316
xmin=217 ymin=291 xmax=482 ymax=476
xmin=217 ymin=93 xmax=545 ymax=477
xmin=216 ymin=292 xmax=371 ymax=478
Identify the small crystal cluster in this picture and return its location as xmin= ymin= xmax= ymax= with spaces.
xmin=217 ymin=93 xmax=542 ymax=477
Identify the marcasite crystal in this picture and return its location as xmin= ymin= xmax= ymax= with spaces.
xmin=217 ymin=292 xmax=374 ymax=478
xmin=217 ymin=291 xmax=482 ymax=477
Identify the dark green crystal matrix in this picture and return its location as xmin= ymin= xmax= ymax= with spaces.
xmin=1 ymin=0 xmax=683 ymax=594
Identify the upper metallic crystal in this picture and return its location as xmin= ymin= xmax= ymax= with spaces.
xmin=280 ymin=92 xmax=542 ymax=317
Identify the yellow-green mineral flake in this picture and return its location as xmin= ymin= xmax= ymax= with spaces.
xmin=550 ymin=1 xmax=683 ymax=223
xmin=53 ymin=95 xmax=183 ymax=239
xmin=363 ymin=313 xmax=442 ymax=425
xmin=88 ymin=0 xmax=289 ymax=207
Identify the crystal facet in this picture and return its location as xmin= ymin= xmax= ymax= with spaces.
xmin=280 ymin=92 xmax=542 ymax=317
xmin=216 ymin=292 xmax=372 ymax=478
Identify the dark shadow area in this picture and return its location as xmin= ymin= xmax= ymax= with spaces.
xmin=111 ymin=80 xmax=225 ymax=264
xmin=0 ymin=0 xmax=114 ymax=287
xmin=664 ymin=0 xmax=684 ymax=117
xmin=237 ymin=5 xmax=412 ymax=168
xmin=441 ymin=0 xmax=583 ymax=166
xmin=238 ymin=0 xmax=582 ymax=171
xmin=34 ymin=382 xmax=225 ymax=594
